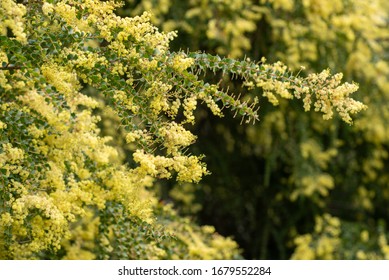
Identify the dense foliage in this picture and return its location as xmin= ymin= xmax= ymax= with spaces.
xmin=0 ymin=0 xmax=374 ymax=259
xmin=123 ymin=0 xmax=389 ymax=259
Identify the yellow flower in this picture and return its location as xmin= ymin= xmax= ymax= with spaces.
xmin=0 ymin=121 xmax=7 ymax=130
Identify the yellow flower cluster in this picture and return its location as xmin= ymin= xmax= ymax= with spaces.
xmin=128 ymin=0 xmax=262 ymax=58
xmin=261 ymin=0 xmax=294 ymax=11
xmin=300 ymin=70 xmax=365 ymax=124
xmin=183 ymin=95 xmax=197 ymax=124
xmin=133 ymin=149 xmax=208 ymax=183
xmin=379 ymin=233 xmax=389 ymax=259
xmin=252 ymin=65 xmax=366 ymax=124
xmin=61 ymin=209 xmax=100 ymax=260
xmin=197 ymin=85 xmax=224 ymax=117
xmin=41 ymin=63 xmax=86 ymax=108
xmin=0 ymin=143 xmax=24 ymax=165
xmin=290 ymin=174 xmax=334 ymax=202
xmin=300 ymin=139 xmax=338 ymax=169
xmin=161 ymin=205 xmax=240 ymax=259
xmin=0 ymin=51 xmax=11 ymax=90
xmin=286 ymin=138 xmax=341 ymax=202
xmin=171 ymin=53 xmax=194 ymax=73
xmin=292 ymin=214 xmax=341 ymax=259
xmin=18 ymin=90 xmax=68 ymax=131
xmin=125 ymin=129 xmax=152 ymax=144
xmin=354 ymin=186 xmax=375 ymax=212
xmin=159 ymin=122 xmax=197 ymax=155
xmin=0 ymin=147 xmax=28 ymax=184
xmin=61 ymin=48 xmax=109 ymax=72
xmin=191 ymin=0 xmax=262 ymax=57
xmin=0 ymin=0 xmax=27 ymax=43
xmin=113 ymin=90 xmax=139 ymax=114
xmin=0 ymin=104 xmax=155 ymax=258
xmin=362 ymin=148 xmax=388 ymax=182
xmin=0 ymin=120 xmax=6 ymax=130
xmin=145 ymin=81 xmax=172 ymax=115
xmin=292 ymin=217 xmax=389 ymax=260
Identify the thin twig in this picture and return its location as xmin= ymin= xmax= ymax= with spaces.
xmin=0 ymin=65 xmax=23 ymax=70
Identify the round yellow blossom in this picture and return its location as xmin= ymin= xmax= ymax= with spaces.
xmin=171 ymin=53 xmax=194 ymax=72
xmin=1 ymin=213 xmax=13 ymax=226
xmin=159 ymin=122 xmax=197 ymax=155
xmin=360 ymin=230 xmax=369 ymax=242
xmin=183 ymin=96 xmax=197 ymax=124
xmin=291 ymin=234 xmax=315 ymax=260
xmin=356 ymin=250 xmax=367 ymax=260
xmin=0 ymin=0 xmax=27 ymax=43
xmin=0 ymin=121 xmax=7 ymax=130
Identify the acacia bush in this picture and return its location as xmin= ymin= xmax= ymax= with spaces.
xmin=0 ymin=0 xmax=367 ymax=259
xmin=124 ymin=0 xmax=389 ymax=259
